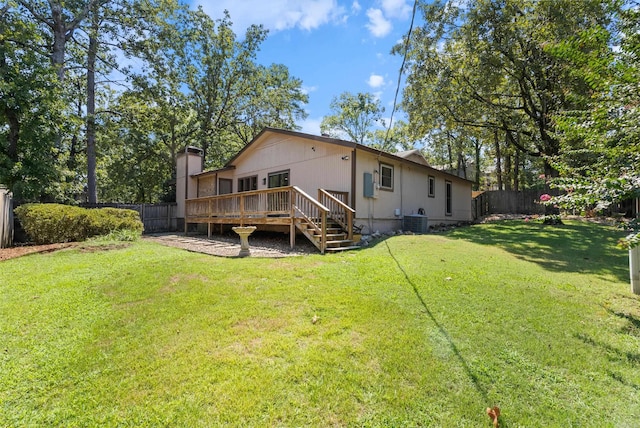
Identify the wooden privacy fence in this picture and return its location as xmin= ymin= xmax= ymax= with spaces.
xmin=0 ymin=188 xmax=13 ymax=248
xmin=81 ymin=203 xmax=177 ymax=233
xmin=473 ymin=190 xmax=546 ymax=217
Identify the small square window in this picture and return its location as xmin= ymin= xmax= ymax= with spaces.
xmin=380 ymin=163 xmax=393 ymax=190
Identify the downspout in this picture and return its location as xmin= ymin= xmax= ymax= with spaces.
xmin=351 ymin=149 xmax=357 ymax=210
xmin=184 ymin=149 xmax=189 ymax=234
xmin=400 ymin=164 xmax=403 ymax=221
xmin=184 ymin=147 xmax=189 ymax=201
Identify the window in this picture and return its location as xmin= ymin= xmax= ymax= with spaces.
xmin=445 ymin=180 xmax=452 ymax=216
xmin=218 ymin=178 xmax=232 ymax=195
xmin=268 ymin=170 xmax=289 ymax=188
xmin=379 ymin=163 xmax=393 ymax=190
xmin=428 ymin=175 xmax=435 ymax=198
xmin=238 ymin=175 xmax=258 ymax=192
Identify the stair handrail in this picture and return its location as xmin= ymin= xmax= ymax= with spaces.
xmin=318 ymin=189 xmax=355 ymax=240
xmin=292 ymin=186 xmax=329 ymax=253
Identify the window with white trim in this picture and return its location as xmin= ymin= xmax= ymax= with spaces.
xmin=379 ymin=163 xmax=393 ymax=190
xmin=428 ymin=175 xmax=435 ymax=198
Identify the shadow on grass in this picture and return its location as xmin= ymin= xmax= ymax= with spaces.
xmin=574 ymin=332 xmax=640 ymax=365
xmin=445 ymin=220 xmax=628 ymax=282
xmin=604 ymin=306 xmax=640 ymax=338
xmin=384 ymin=240 xmax=490 ymax=404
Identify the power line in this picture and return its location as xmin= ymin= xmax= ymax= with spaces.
xmin=383 ymin=0 xmax=419 ymax=148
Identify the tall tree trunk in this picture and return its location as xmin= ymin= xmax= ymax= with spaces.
xmin=446 ymin=131 xmax=453 ymax=170
xmin=513 ymin=149 xmax=520 ymax=192
xmin=4 ymin=107 xmax=19 ymax=162
xmin=504 ymin=153 xmax=512 ymax=191
xmin=50 ymin=2 xmax=67 ymax=82
xmin=0 ymin=45 xmax=19 ymax=162
xmin=494 ymin=129 xmax=503 ymax=191
xmin=457 ymin=152 xmax=466 ymax=179
xmin=86 ymin=12 xmax=98 ymax=204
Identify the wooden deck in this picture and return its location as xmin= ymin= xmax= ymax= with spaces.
xmin=185 ymin=186 xmax=355 ymax=254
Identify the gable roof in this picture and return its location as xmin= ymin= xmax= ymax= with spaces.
xmin=197 ymin=127 xmax=472 ymax=183
xmin=396 ymin=149 xmax=431 ymax=166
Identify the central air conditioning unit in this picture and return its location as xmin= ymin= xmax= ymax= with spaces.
xmin=403 ymin=214 xmax=428 ymax=233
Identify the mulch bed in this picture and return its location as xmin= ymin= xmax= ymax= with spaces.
xmin=0 ymin=243 xmax=77 ymax=261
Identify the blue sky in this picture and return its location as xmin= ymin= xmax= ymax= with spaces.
xmin=193 ymin=0 xmax=416 ymax=135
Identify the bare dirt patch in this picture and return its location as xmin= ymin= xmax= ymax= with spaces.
xmin=77 ymin=243 xmax=130 ymax=253
xmin=0 ymin=242 xmax=131 ymax=261
xmin=0 ymin=243 xmax=77 ymax=261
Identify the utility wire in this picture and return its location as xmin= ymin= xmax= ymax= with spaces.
xmin=384 ymin=240 xmax=489 ymax=403
xmin=383 ymin=0 xmax=419 ymax=149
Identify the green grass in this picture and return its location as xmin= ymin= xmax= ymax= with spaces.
xmin=1 ymin=220 xmax=639 ymax=427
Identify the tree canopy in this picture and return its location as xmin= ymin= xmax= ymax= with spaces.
xmin=1 ymin=1 xmax=308 ymax=202
xmin=320 ymin=91 xmax=385 ymax=145
xmin=400 ymin=0 xmax=620 ymax=190
xmin=550 ymin=4 xmax=639 ymax=212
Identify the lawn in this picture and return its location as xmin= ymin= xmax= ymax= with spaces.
xmin=1 ymin=220 xmax=639 ymax=427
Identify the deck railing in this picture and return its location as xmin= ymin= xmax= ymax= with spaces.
xmin=186 ymin=187 xmax=292 ymax=225
xmin=318 ymin=189 xmax=354 ymax=240
xmin=186 ymin=186 xmax=344 ymax=253
xmin=292 ymin=186 xmax=329 ymax=252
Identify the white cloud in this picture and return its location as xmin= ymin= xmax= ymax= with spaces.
xmin=380 ymin=0 xmax=412 ymax=19
xmin=366 ymin=8 xmax=392 ymax=37
xmin=367 ymin=74 xmax=385 ymax=88
xmin=301 ymin=85 xmax=318 ymax=95
xmin=195 ymin=0 xmax=347 ymax=33
xmin=352 ymin=1 xmax=362 ymax=13
xmin=299 ymin=116 xmax=323 ymax=135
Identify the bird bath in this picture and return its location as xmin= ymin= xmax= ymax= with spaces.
xmin=232 ymin=226 xmax=257 ymax=257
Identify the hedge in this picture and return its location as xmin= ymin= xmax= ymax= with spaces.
xmin=14 ymin=204 xmax=144 ymax=244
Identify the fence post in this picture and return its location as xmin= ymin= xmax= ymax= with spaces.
xmin=0 ymin=188 xmax=13 ymax=248
xmin=630 ymin=246 xmax=640 ymax=295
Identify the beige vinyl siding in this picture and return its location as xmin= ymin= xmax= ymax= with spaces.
xmin=354 ymin=149 xmax=472 ymax=233
xmin=185 ymin=128 xmax=472 ymax=234
xmin=231 ymin=134 xmax=352 ymax=197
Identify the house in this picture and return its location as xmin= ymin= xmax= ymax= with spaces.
xmin=176 ymin=127 xmax=472 ymax=253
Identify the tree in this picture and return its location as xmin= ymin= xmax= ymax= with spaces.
xmin=550 ymin=3 xmax=639 ymax=213
xmin=231 ymin=63 xmax=308 ymax=145
xmin=401 ymin=0 xmax=617 ymax=187
xmin=3 ymin=2 xmax=310 ymax=203
xmin=17 ymin=0 xmax=103 ymax=82
xmin=0 ymin=2 xmax=67 ymax=200
xmin=370 ymin=120 xmax=414 ymax=153
xmin=320 ymin=92 xmax=385 ymax=144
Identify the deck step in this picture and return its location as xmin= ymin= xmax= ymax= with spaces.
xmin=326 ymin=239 xmax=355 ymax=247
xmin=325 ymin=245 xmax=360 ymax=252
xmin=326 ymin=233 xmax=347 ymax=239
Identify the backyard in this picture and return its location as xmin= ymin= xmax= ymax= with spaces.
xmin=1 ymin=220 xmax=638 ymax=426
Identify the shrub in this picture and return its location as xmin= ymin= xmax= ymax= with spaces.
xmin=86 ymin=208 xmax=144 ymax=237
xmin=15 ymin=204 xmax=143 ymax=244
